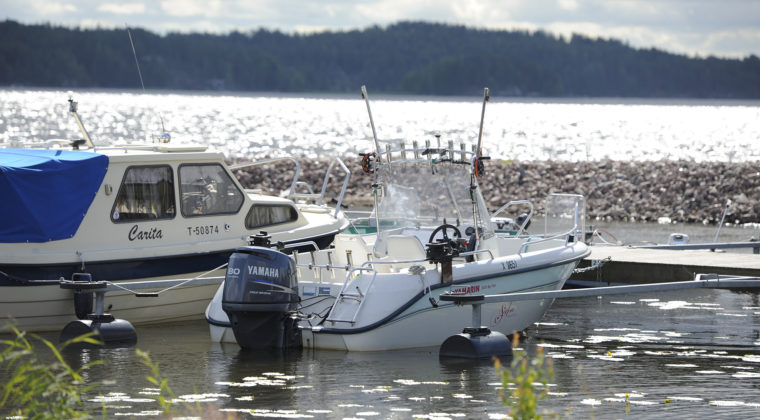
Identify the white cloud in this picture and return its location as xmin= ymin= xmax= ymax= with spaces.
xmin=160 ymin=0 xmax=224 ymax=18
xmin=557 ymin=0 xmax=579 ymax=11
xmin=354 ymin=0 xmax=426 ymax=22
xmin=97 ymin=3 xmax=145 ymax=15
xmin=700 ymin=28 xmax=760 ymax=58
xmin=31 ymin=1 xmax=76 ymax=14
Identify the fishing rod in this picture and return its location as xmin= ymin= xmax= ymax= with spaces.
xmin=472 ymin=87 xmax=490 ymax=246
xmin=361 ymin=85 xmax=382 ymax=161
xmin=475 ymin=87 xmax=489 ymax=158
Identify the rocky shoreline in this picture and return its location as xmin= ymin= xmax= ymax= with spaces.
xmin=232 ymin=158 xmax=760 ymax=225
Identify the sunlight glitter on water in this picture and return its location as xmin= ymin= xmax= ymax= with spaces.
xmin=2 ymin=89 xmax=759 ymax=162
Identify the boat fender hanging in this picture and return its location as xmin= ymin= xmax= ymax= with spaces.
xmin=360 ymin=152 xmax=378 ymax=174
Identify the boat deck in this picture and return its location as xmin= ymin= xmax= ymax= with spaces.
xmin=571 ymin=245 xmax=760 ymax=285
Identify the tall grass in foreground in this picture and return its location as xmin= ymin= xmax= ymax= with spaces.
xmin=1 ymin=326 xmax=239 ymax=419
xmin=0 ymin=326 xmax=103 ymax=418
xmin=496 ymin=336 xmax=556 ymax=419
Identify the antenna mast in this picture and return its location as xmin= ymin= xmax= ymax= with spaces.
xmin=127 ymin=27 xmax=146 ymax=92
xmin=127 ymin=26 xmax=168 ymax=140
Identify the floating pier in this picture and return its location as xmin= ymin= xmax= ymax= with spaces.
xmin=572 ymin=245 xmax=760 ymax=286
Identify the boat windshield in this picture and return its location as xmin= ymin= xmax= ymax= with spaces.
xmin=372 ymin=156 xmax=492 ymax=238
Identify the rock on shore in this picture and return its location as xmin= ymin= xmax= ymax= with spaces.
xmin=231 ymin=158 xmax=760 ymax=225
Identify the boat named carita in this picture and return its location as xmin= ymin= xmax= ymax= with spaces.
xmin=128 ymin=225 xmax=164 ymax=241
xmin=1 ymin=96 xmax=351 ymax=333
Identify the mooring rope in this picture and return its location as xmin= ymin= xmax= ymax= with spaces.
xmin=105 ymin=263 xmax=228 ymax=296
xmin=573 ymin=256 xmax=611 ymax=274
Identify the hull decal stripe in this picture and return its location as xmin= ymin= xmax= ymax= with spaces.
xmin=313 ymin=252 xmax=587 ymax=336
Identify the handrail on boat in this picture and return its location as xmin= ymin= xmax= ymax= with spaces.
xmin=296 ymin=263 xmax=351 ymax=271
xmin=357 ymin=248 xmax=496 ymax=268
xmin=517 ymin=199 xmax=581 ymax=254
xmin=490 ymin=200 xmax=534 ymax=236
xmin=229 ymin=156 xmax=302 ymax=198
xmin=322 ymin=158 xmax=351 ymax=218
xmin=517 ymin=225 xmax=579 ymax=255
xmin=326 ymin=266 xmax=379 ymax=324
xmin=360 ymin=257 xmax=427 ymax=267
xmin=230 ymin=156 xmax=351 ymax=218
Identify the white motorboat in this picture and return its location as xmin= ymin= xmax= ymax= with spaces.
xmin=0 ymin=97 xmax=350 ymax=332
xmin=207 ymin=87 xmax=590 ymax=351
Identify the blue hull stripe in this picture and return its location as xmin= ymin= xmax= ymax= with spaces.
xmin=0 ymin=232 xmax=337 ymax=285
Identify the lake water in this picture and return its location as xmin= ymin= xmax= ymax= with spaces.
xmin=17 ymin=284 xmax=760 ymax=419
xmin=2 ymin=89 xmax=760 ymax=418
xmin=1 ymin=88 xmax=759 ymax=162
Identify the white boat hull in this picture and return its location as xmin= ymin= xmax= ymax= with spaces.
xmin=208 ymin=241 xmax=587 ymax=351
xmin=302 ymin=254 xmax=580 ymax=351
xmin=2 ymin=271 xmax=223 ymax=333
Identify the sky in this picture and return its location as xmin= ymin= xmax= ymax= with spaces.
xmin=1 ymin=0 xmax=759 ymax=59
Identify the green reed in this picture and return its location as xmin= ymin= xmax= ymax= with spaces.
xmin=0 ymin=325 xmax=103 ymax=419
xmin=1 ymin=324 xmax=240 ymax=419
xmin=495 ymin=335 xmax=556 ymax=419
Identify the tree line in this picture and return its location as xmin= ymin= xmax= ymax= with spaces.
xmin=1 ymin=19 xmax=758 ymax=98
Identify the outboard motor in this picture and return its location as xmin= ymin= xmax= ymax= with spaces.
xmin=222 ymin=245 xmax=301 ymax=350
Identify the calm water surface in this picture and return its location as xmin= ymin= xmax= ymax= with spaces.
xmin=23 ymin=285 xmax=757 ymax=419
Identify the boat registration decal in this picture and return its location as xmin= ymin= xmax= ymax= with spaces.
xmin=187 ymin=225 xmax=220 ymax=236
xmin=501 ymin=260 xmax=518 ymax=271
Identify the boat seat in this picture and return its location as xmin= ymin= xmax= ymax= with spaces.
xmin=383 ymin=235 xmax=427 ymax=261
xmin=333 ymin=235 xmax=373 ymax=267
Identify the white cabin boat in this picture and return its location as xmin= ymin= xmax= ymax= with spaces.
xmin=208 ymin=87 xmax=590 ymax=351
xmin=0 ymin=98 xmax=350 ymax=332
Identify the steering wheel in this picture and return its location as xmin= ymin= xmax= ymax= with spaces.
xmin=428 ymin=224 xmax=462 ymax=244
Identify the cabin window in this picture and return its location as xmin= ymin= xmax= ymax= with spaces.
xmin=179 ymin=164 xmax=244 ymax=217
xmin=111 ymin=165 xmax=176 ymax=222
xmin=245 ymin=204 xmax=299 ymax=229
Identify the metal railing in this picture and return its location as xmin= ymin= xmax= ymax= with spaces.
xmin=490 ymin=200 xmax=534 ymax=236
xmin=325 ymin=266 xmax=379 ymax=324
xmin=516 ymin=204 xmax=581 ymax=255
xmin=229 ymin=156 xmax=303 ymax=198
xmin=230 ymin=156 xmax=351 ymax=218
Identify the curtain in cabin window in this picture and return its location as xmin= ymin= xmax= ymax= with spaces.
xmin=111 ymin=165 xmax=175 ymax=222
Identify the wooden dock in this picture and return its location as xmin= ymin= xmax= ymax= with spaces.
xmin=571 ymin=245 xmax=760 ymax=285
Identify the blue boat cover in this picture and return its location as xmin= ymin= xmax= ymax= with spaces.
xmin=0 ymin=149 xmax=109 ymax=243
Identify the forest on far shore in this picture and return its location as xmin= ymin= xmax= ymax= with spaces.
xmin=1 ymin=19 xmax=759 ymax=98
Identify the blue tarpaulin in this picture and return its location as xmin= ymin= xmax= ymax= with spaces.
xmin=0 ymin=149 xmax=109 ymax=243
